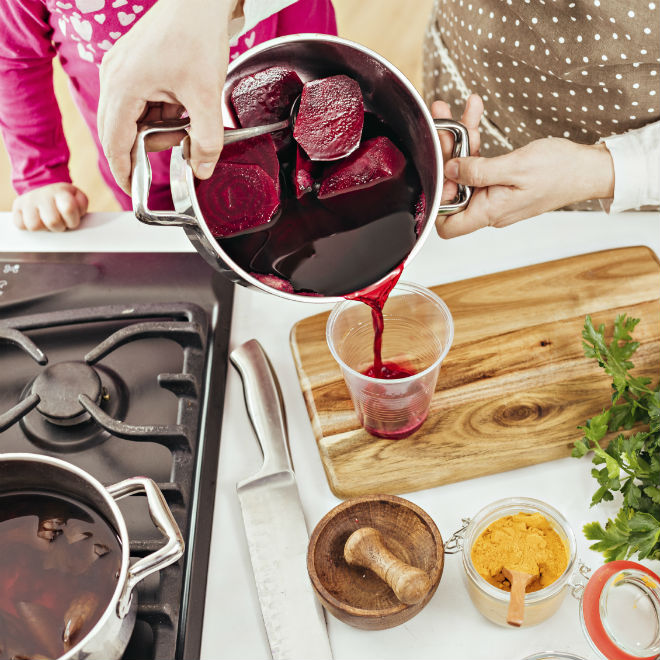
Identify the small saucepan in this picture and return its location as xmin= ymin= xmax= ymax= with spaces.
xmin=132 ymin=34 xmax=473 ymax=302
xmin=0 ymin=453 xmax=184 ymax=660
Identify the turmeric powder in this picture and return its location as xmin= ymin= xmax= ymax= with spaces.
xmin=471 ymin=512 xmax=568 ymax=593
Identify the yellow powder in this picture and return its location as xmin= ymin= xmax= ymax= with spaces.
xmin=471 ymin=512 xmax=568 ymax=593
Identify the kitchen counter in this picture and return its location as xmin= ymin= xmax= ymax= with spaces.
xmin=3 ymin=210 xmax=659 ymax=660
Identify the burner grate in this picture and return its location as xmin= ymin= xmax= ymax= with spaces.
xmin=0 ymin=298 xmax=225 ymax=659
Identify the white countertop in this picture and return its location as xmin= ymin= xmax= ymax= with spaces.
xmin=3 ymin=210 xmax=659 ymax=660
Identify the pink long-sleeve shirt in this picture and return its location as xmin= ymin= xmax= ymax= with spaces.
xmin=0 ymin=0 xmax=336 ymax=210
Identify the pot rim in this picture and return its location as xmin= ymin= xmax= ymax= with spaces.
xmin=0 ymin=453 xmax=132 ymax=659
xmin=184 ymin=33 xmax=444 ymax=304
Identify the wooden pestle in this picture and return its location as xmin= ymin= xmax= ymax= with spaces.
xmin=502 ymin=567 xmax=535 ymax=627
xmin=344 ymin=527 xmax=431 ymax=605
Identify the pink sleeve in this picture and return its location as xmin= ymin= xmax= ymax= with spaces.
xmin=275 ymin=0 xmax=337 ymax=36
xmin=0 ymin=0 xmax=71 ymax=195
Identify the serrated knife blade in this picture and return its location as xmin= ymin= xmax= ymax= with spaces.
xmin=231 ymin=339 xmax=333 ymax=660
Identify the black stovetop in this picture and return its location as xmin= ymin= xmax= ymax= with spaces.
xmin=0 ymin=252 xmax=234 ymax=659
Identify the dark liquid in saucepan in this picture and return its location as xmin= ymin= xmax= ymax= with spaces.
xmin=0 ymin=492 xmax=122 ymax=659
xmin=215 ymin=114 xmax=422 ymax=297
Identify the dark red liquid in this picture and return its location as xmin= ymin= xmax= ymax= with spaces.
xmin=0 ymin=492 xmax=121 ymax=659
xmin=362 ymin=362 xmax=416 ymax=379
xmin=217 ymin=114 xmax=422 ymax=297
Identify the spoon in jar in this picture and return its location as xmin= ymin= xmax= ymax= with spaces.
xmin=502 ymin=567 xmax=536 ymax=627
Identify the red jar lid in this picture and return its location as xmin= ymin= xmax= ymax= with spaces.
xmin=581 ymin=560 xmax=660 ymax=660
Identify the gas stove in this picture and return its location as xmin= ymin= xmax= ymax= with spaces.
xmin=0 ymin=252 xmax=234 ymax=659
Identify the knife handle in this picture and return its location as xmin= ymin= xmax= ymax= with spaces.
xmin=231 ymin=339 xmax=293 ymax=477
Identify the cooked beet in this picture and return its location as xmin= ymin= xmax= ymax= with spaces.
xmin=231 ymin=66 xmax=303 ymax=128
xmin=293 ymin=75 xmax=364 ymax=161
xmin=221 ymin=134 xmax=280 ymax=192
xmin=317 ymin=136 xmax=410 ymax=223
xmin=196 ymin=162 xmax=280 ymax=238
xmin=318 ymin=136 xmax=406 ymax=199
xmin=250 ymin=272 xmax=294 ymax=293
xmin=293 ymin=146 xmax=315 ymax=199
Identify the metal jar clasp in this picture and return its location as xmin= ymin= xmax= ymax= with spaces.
xmin=444 ymin=517 xmax=471 ymax=555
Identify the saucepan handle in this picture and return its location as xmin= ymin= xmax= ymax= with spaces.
xmin=434 ymin=118 xmax=473 ymax=215
xmin=107 ymin=476 xmax=185 ymax=618
xmin=131 ymin=118 xmax=198 ymax=228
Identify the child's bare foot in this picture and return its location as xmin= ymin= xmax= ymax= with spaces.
xmin=12 ymin=183 xmax=88 ymax=232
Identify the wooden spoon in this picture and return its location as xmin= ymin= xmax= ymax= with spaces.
xmin=502 ymin=567 xmax=535 ymax=627
xmin=344 ymin=527 xmax=432 ymax=605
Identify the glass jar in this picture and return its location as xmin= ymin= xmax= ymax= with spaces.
xmin=446 ymin=497 xmax=577 ymax=628
xmin=446 ymin=497 xmax=660 ymax=659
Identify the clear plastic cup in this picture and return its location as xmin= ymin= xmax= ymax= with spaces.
xmin=326 ymin=282 xmax=454 ymax=439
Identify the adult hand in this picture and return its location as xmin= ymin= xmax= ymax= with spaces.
xmin=437 ymin=137 xmax=615 ymax=238
xmin=98 ymin=0 xmax=241 ymax=194
xmin=431 ymin=94 xmax=483 ymax=203
xmin=12 ymin=183 xmax=88 ymax=232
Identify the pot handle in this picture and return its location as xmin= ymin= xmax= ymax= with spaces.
xmin=132 ymin=118 xmax=198 ymax=228
xmin=107 ymin=476 xmax=185 ymax=618
xmin=434 ymin=118 xmax=473 ymax=215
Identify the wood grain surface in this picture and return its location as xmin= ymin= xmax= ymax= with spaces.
xmin=290 ymin=247 xmax=660 ymax=498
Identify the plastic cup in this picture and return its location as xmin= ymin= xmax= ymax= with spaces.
xmin=326 ymin=282 xmax=454 ymax=439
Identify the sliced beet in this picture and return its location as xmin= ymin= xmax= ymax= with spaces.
xmin=318 ymin=136 xmax=406 ymax=199
xmin=293 ymin=75 xmax=364 ymax=161
xmin=293 ymin=146 xmax=315 ymax=199
xmin=317 ymin=136 xmax=410 ymax=222
xmin=250 ymin=272 xmax=294 ymax=293
xmin=196 ymin=162 xmax=280 ymax=238
xmin=231 ymin=66 xmax=303 ymax=128
xmin=221 ymin=134 xmax=280 ymax=192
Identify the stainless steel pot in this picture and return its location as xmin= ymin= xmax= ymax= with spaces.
xmin=0 ymin=453 xmax=184 ymax=660
xmin=132 ymin=34 xmax=472 ymax=302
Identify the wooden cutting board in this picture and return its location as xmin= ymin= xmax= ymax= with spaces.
xmin=290 ymin=247 xmax=660 ymax=498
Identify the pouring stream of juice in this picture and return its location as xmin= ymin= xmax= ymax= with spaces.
xmin=345 ymin=263 xmax=415 ymax=380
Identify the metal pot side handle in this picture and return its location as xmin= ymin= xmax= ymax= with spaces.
xmin=132 ymin=119 xmax=198 ymax=228
xmin=107 ymin=476 xmax=185 ymax=618
xmin=434 ymin=118 xmax=473 ymax=215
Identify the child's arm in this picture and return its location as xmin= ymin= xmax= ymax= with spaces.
xmin=0 ymin=0 xmax=86 ymax=230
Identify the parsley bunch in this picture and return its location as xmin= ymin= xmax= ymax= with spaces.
xmin=572 ymin=314 xmax=660 ymax=561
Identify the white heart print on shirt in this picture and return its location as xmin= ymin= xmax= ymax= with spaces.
xmin=109 ymin=31 xmax=121 ymax=39
xmin=94 ymin=14 xmax=106 ymax=23
xmin=118 ymin=11 xmax=135 ymax=26
xmin=58 ymin=17 xmax=67 ymax=36
xmin=112 ymin=0 xmax=127 ymax=7
xmin=71 ymin=15 xmax=93 ymax=41
xmin=75 ymin=0 xmax=104 ymax=13
xmin=243 ymin=31 xmax=256 ymax=49
xmin=98 ymin=40 xmax=113 ymax=50
xmin=77 ymin=42 xmax=94 ymax=62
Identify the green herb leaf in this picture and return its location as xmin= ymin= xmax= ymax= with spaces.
xmin=576 ymin=315 xmax=660 ymax=562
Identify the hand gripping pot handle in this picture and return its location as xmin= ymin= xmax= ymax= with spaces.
xmin=106 ymin=476 xmax=185 ymax=618
xmin=131 ymin=118 xmax=291 ymax=228
xmin=434 ymin=118 xmax=473 ymax=215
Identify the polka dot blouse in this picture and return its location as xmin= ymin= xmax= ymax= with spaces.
xmin=423 ymin=0 xmax=660 ymax=160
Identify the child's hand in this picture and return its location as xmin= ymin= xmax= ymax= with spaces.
xmin=431 ymin=95 xmax=483 ymax=204
xmin=12 ymin=183 xmax=89 ymax=232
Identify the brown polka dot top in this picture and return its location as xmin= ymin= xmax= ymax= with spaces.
xmin=423 ymin=0 xmax=660 ymax=157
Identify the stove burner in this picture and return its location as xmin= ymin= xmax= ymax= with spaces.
xmin=21 ymin=364 xmax=127 ymax=452
xmin=31 ymin=361 xmax=102 ymax=425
